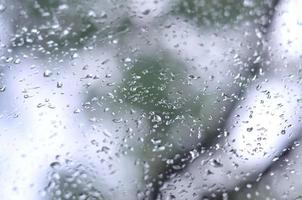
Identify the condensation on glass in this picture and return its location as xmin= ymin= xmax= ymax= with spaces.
xmin=0 ymin=0 xmax=301 ymax=199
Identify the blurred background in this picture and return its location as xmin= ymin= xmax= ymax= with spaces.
xmin=0 ymin=0 xmax=302 ymax=199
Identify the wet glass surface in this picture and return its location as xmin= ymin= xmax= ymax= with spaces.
xmin=0 ymin=0 xmax=302 ymax=199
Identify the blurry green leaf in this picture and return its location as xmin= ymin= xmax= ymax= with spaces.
xmin=173 ymin=0 xmax=273 ymax=26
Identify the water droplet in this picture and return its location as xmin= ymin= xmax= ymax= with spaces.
xmin=89 ymin=117 xmax=97 ymax=122
xmin=63 ymin=192 xmax=72 ymax=199
xmin=142 ymin=9 xmax=150 ymax=15
xmin=43 ymin=70 xmax=53 ymax=77
xmin=112 ymin=118 xmax=123 ymax=123
xmin=100 ymin=11 xmax=107 ymax=19
xmin=102 ymin=130 xmax=111 ymax=137
xmin=124 ymin=57 xmax=132 ymax=63
xmin=126 ymin=128 xmax=133 ymax=133
xmin=87 ymin=10 xmax=96 ymax=18
xmin=0 ymin=85 xmax=6 ymax=92
xmin=73 ymin=108 xmax=81 ymax=114
xmin=295 ymin=196 xmax=302 ymax=200
xmin=91 ymin=139 xmax=99 ymax=146
xmin=152 ymin=115 xmax=162 ymax=123
xmin=56 ymin=81 xmax=63 ymax=88
xmin=101 ymin=146 xmax=110 ymax=152
xmin=72 ymin=53 xmax=79 ymax=59
xmin=211 ymin=159 xmax=223 ymax=167
xmin=112 ymin=39 xmax=118 ymax=44
xmin=37 ymin=103 xmax=45 ymax=108
xmin=0 ymin=4 xmax=6 ymax=13
xmin=14 ymin=58 xmax=21 ymax=64
xmin=189 ymin=149 xmax=199 ymax=162
xmin=50 ymin=161 xmax=61 ymax=169
xmin=58 ymin=4 xmax=69 ymax=10
xmin=247 ymin=127 xmax=253 ymax=132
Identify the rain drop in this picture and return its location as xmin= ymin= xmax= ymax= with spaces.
xmin=247 ymin=127 xmax=253 ymax=132
xmin=0 ymin=4 xmax=6 ymax=12
xmin=56 ymin=81 xmax=63 ymax=88
xmin=43 ymin=70 xmax=53 ymax=77
xmin=0 ymin=85 xmax=6 ymax=92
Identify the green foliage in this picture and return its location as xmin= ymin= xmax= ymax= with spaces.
xmin=173 ymin=0 xmax=272 ymax=26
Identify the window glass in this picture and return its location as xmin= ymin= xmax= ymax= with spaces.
xmin=0 ymin=0 xmax=301 ymax=199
